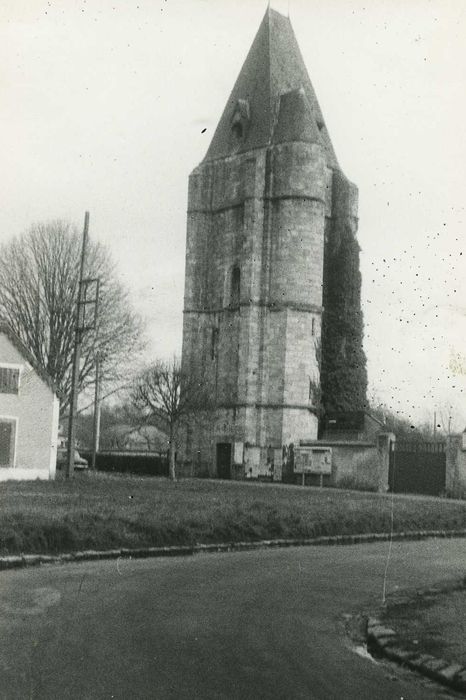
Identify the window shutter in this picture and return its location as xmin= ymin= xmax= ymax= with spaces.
xmin=0 ymin=422 xmax=13 ymax=466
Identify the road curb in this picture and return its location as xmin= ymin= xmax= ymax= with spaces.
xmin=1 ymin=528 xmax=466 ymax=572
xmin=367 ymin=617 xmax=466 ymax=694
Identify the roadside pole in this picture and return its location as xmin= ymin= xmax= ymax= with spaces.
xmin=66 ymin=212 xmax=90 ymax=479
xmin=91 ymin=353 xmax=101 ymax=470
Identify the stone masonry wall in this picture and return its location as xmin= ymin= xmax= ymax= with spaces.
xmin=182 ymin=130 xmax=349 ymax=475
xmin=446 ymin=434 xmax=466 ymax=496
xmin=182 ymin=138 xmax=329 ymax=474
xmin=299 ymin=433 xmax=393 ymax=492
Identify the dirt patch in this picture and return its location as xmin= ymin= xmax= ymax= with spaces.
xmin=382 ymin=579 xmax=466 ymax=666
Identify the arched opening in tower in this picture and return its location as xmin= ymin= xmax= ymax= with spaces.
xmin=230 ymin=265 xmax=241 ymax=307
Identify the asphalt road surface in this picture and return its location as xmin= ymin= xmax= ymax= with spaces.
xmin=1 ymin=538 xmax=465 ymax=699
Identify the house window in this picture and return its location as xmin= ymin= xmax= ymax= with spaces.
xmin=230 ymin=266 xmax=241 ymax=307
xmin=0 ymin=419 xmax=16 ymax=467
xmin=0 ymin=368 xmax=20 ymax=394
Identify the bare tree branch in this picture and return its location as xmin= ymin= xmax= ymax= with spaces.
xmin=0 ymin=220 xmax=145 ymax=411
xmin=131 ymin=357 xmax=213 ymax=480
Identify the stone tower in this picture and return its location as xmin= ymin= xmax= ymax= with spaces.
xmin=181 ymin=8 xmax=365 ymax=478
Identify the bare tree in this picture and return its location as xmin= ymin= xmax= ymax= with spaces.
xmin=132 ymin=358 xmax=211 ymax=480
xmin=436 ymin=402 xmax=462 ymax=436
xmin=0 ymin=220 xmax=144 ymax=409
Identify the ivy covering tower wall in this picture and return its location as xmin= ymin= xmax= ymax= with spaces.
xmin=321 ymin=190 xmax=368 ymax=414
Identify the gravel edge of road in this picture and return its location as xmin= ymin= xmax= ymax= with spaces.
xmin=1 ymin=528 xmax=466 ymax=571
xmin=366 ymin=616 xmax=466 ymax=695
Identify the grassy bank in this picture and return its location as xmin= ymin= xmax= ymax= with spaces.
xmin=1 ymin=472 xmax=466 ymax=556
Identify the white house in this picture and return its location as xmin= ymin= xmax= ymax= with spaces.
xmin=0 ymin=323 xmax=59 ymax=480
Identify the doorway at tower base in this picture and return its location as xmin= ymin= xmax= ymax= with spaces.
xmin=182 ymin=441 xmax=293 ymax=482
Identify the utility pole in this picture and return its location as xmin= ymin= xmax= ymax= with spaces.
xmin=66 ymin=212 xmax=89 ymax=479
xmin=91 ymin=352 xmax=101 ymax=470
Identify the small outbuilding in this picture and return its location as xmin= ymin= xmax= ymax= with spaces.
xmin=0 ymin=323 xmax=59 ymax=481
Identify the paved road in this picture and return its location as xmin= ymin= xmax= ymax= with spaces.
xmin=1 ymin=539 xmax=465 ymax=699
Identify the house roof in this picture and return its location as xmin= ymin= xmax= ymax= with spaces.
xmin=128 ymin=425 xmax=168 ymax=441
xmin=0 ymin=321 xmax=57 ymax=395
xmin=104 ymin=424 xmax=168 ymax=442
xmin=103 ymin=423 xmax=168 ymax=451
xmin=104 ymin=424 xmax=134 ymax=439
xmin=203 ymin=7 xmax=339 ymax=167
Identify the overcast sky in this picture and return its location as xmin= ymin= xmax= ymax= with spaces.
xmin=1 ymin=0 xmax=465 ymax=429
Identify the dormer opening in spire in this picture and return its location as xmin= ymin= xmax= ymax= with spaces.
xmin=230 ymin=99 xmax=250 ymax=144
xmin=232 ymin=122 xmax=243 ymax=139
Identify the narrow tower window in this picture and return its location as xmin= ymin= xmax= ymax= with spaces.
xmin=211 ymin=327 xmax=219 ymax=360
xmin=230 ymin=266 xmax=241 ymax=308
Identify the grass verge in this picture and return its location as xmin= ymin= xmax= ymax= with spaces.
xmin=1 ymin=471 xmax=466 ymax=556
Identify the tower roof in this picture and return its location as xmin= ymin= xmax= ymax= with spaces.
xmin=203 ymin=8 xmax=339 ymax=167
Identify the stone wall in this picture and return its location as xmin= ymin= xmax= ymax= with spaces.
xmin=445 ymin=434 xmax=466 ymax=496
xmin=299 ymin=433 xmax=393 ymax=492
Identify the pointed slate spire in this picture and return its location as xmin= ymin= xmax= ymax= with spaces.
xmin=204 ymin=8 xmax=338 ymax=167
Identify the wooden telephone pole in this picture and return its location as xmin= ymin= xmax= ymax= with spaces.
xmin=66 ymin=212 xmax=90 ymax=479
xmin=91 ymin=352 xmax=102 ymax=469
xmin=66 ymin=212 xmax=101 ymax=478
